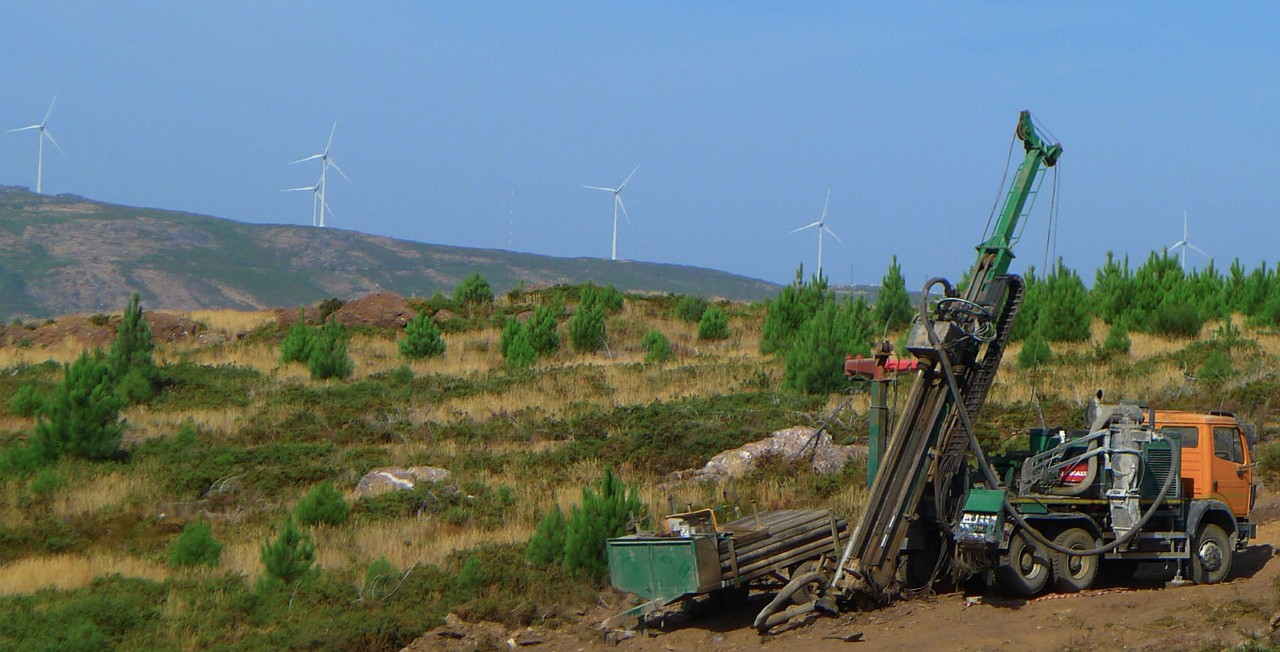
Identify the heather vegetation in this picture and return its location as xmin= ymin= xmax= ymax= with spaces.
xmin=0 ymin=256 xmax=1277 ymax=650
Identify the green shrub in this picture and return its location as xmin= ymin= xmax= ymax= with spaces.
xmin=1255 ymin=439 xmax=1280 ymax=489
xmin=697 ymin=306 xmax=730 ymax=341
xmin=783 ymin=298 xmax=873 ymax=394
xmin=498 ymin=318 xmax=521 ymax=358
xmin=280 ymin=317 xmax=317 ymax=364
xmin=8 ymin=384 xmax=44 ymax=417
xmin=260 ymin=513 xmax=316 ymax=584
xmin=453 ymin=272 xmax=494 ymax=305
xmin=316 ymin=297 xmax=344 ymax=321
xmin=527 ymin=298 xmax=563 ymax=356
xmin=524 ymin=504 xmax=567 ymax=567
xmin=760 ymin=267 xmax=829 ymax=354
xmin=1101 ymin=321 xmax=1131 ymax=357
xmin=168 ymin=521 xmax=223 ymax=568
xmin=307 ymin=319 xmax=353 ymax=380
xmin=505 ymin=328 xmax=536 ymax=370
xmin=1038 ymin=259 xmax=1092 ymax=343
xmin=107 ymin=293 xmax=156 ymax=401
xmin=569 ymin=289 xmax=606 ymax=353
xmin=873 ymin=255 xmax=914 ymax=332
xmin=563 ymin=468 xmax=643 ymax=580
xmin=32 ymin=350 xmax=124 ymax=462
xmin=641 ymin=329 xmax=672 ymax=363
xmin=456 ymin=554 xmax=485 ymax=597
xmin=295 ymin=482 xmax=350 ymax=526
xmin=674 ymin=295 xmax=709 ymax=324
xmin=30 ymin=468 xmax=63 ymax=496
xmin=1018 ymin=330 xmax=1053 ymax=369
xmin=399 ymin=311 xmax=446 ymax=359
xmin=1197 ymin=347 xmax=1233 ymax=385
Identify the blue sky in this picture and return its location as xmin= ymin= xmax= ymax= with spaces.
xmin=1 ymin=3 xmax=1276 ymax=292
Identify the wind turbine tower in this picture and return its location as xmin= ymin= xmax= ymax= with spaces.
xmin=583 ymin=166 xmax=639 ymax=260
xmin=791 ymin=190 xmax=846 ymax=279
xmin=1168 ymin=209 xmax=1209 ymax=272
xmin=290 ymin=121 xmax=348 ymax=227
xmin=283 ymin=177 xmax=323 ymax=226
xmin=8 ymin=96 xmax=62 ymax=194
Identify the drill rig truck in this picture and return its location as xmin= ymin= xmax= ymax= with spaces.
xmin=604 ymin=111 xmax=1257 ymax=632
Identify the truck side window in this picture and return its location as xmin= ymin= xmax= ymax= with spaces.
xmin=1160 ymin=426 xmax=1197 ymax=448
xmin=1213 ymin=427 xmax=1244 ymax=464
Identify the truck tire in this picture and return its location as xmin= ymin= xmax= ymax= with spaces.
xmin=1050 ymin=528 xmax=1099 ymax=593
xmin=995 ymin=529 xmax=1049 ymax=597
xmin=1190 ymin=523 xmax=1232 ymax=585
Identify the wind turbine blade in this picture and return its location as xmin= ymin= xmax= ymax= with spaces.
xmin=325 ymin=120 xmax=337 ymax=154
xmin=42 ymin=96 xmax=57 ymax=126
xmin=617 ymin=195 xmax=630 ymax=223
xmin=1188 ymin=243 xmax=1210 ymax=257
xmin=326 ymin=159 xmax=350 ymax=182
xmin=7 ymin=125 xmax=41 ymax=133
xmin=824 ymin=226 xmax=847 ymax=248
xmin=43 ymin=130 xmax=63 ymax=153
xmin=821 ymin=190 xmax=830 ymax=223
xmin=283 ymin=186 xmax=316 ymax=192
xmin=790 ymin=222 xmax=821 ymax=233
xmin=291 ymin=154 xmax=323 ymax=164
xmin=617 ymin=165 xmax=640 ymax=192
xmin=582 ymin=185 xmax=617 ymax=192
xmin=1168 ymin=240 xmax=1185 ymax=251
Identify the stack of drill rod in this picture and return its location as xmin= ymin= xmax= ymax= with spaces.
xmin=717 ymin=509 xmax=848 ymax=583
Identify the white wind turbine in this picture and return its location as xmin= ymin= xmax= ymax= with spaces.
xmin=583 ymin=165 xmax=639 ymax=260
xmin=8 ymin=96 xmax=62 ymax=194
xmin=290 ymin=121 xmax=348 ymax=227
xmin=790 ymin=190 xmax=846 ymax=279
xmin=1168 ymin=209 xmax=1209 ymax=272
xmin=282 ymin=177 xmax=323 ymax=226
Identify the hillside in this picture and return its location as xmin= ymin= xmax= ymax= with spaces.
xmin=0 ymin=186 xmax=780 ymax=317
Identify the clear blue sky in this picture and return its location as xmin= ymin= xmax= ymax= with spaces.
xmin=1 ymin=3 xmax=1276 ymax=292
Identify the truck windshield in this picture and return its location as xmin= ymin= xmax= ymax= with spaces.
xmin=1159 ymin=425 xmax=1198 ymax=448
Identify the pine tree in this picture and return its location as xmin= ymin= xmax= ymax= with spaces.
xmin=399 ymin=310 xmax=446 ymax=359
xmin=569 ymin=287 xmax=607 ymax=352
xmin=453 ymin=272 xmax=494 ymax=305
xmin=563 ymin=468 xmax=642 ymax=580
xmin=784 ymin=297 xmax=873 ymax=394
xmin=526 ymin=298 xmax=563 ymax=356
xmin=294 ymin=482 xmax=350 ymax=526
xmin=307 ymin=318 xmax=353 ymax=380
xmin=505 ymin=328 xmax=537 ymax=370
xmin=760 ymin=266 xmax=830 ymax=354
xmin=1017 ymin=329 xmax=1052 ymax=369
xmin=109 ymin=293 xmax=157 ymax=403
xmin=260 ymin=513 xmax=316 ymax=584
xmin=1038 ymin=259 xmax=1091 ymax=343
xmin=697 ymin=306 xmax=731 ymax=340
xmin=280 ymin=313 xmax=318 ymax=364
xmin=169 ymin=521 xmax=223 ymax=568
xmin=873 ymin=255 xmax=915 ymax=332
xmin=1009 ymin=266 xmax=1042 ymax=342
xmin=674 ymin=295 xmax=709 ymax=324
xmin=641 ymin=329 xmax=672 ymax=363
xmin=32 ymin=350 xmax=124 ymax=462
xmin=1090 ymin=252 xmax=1134 ymax=325
xmin=525 ymin=504 xmax=568 ymax=567
xmin=498 ymin=318 xmax=521 ymax=358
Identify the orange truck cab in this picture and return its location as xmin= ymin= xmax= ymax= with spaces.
xmin=1155 ymin=410 xmax=1255 ymax=520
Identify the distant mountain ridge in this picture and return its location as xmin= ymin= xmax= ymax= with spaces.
xmin=0 ymin=186 xmax=782 ymax=317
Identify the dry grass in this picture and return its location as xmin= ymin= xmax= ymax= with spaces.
xmin=176 ymin=309 xmax=275 ymax=336
xmin=0 ymin=336 xmax=87 ymax=368
xmin=51 ymin=472 xmax=151 ymax=518
xmin=123 ymin=404 xmax=256 ymax=443
xmin=314 ymin=520 xmax=533 ymax=572
xmin=0 ymin=553 xmax=170 ymax=595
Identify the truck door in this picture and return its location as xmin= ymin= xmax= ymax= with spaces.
xmin=1211 ymin=426 xmax=1252 ymax=517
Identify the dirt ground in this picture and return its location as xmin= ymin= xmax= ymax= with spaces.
xmin=416 ymin=492 xmax=1280 ymax=652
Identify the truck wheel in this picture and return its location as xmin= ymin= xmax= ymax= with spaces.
xmin=994 ymin=529 xmax=1049 ymax=597
xmin=1050 ymin=528 xmax=1099 ymax=593
xmin=1190 ymin=524 xmax=1232 ymax=584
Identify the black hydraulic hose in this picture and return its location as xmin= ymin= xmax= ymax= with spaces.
xmin=919 ymin=278 xmax=1182 ymax=558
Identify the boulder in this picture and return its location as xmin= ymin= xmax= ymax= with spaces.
xmin=694 ymin=426 xmax=865 ymax=480
xmin=355 ymin=466 xmax=452 ymax=497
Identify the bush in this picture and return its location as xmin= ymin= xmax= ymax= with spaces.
xmin=563 ymin=468 xmax=643 ymax=580
xmin=783 ymin=298 xmax=873 ymax=394
xmin=760 ymin=267 xmax=828 ymax=354
xmin=525 ymin=504 xmax=567 ymax=567
xmin=169 ymin=521 xmax=223 ymax=568
xmin=873 ymin=255 xmax=914 ymax=332
xmin=260 ymin=513 xmax=316 ymax=584
xmin=527 ymin=299 xmax=562 ymax=356
xmin=505 ymin=328 xmax=536 ymax=370
xmin=280 ymin=316 xmax=317 ymax=364
xmin=1101 ymin=321 xmax=1131 ymax=357
xmin=1197 ymin=347 xmax=1233 ymax=385
xmin=307 ymin=318 xmax=353 ymax=380
xmin=697 ymin=306 xmax=730 ymax=341
xmin=8 ymin=384 xmax=44 ymax=417
xmin=1018 ymin=330 xmax=1053 ymax=369
xmin=316 ymin=297 xmax=344 ymax=322
xmin=641 ymin=329 xmax=672 ymax=363
xmin=453 ymin=272 xmax=494 ymax=305
xmin=569 ymin=289 xmax=607 ymax=353
xmin=399 ymin=311 xmax=446 ymax=359
xmin=1255 ymin=439 xmax=1280 ymax=489
xmin=295 ymin=482 xmax=350 ymax=526
xmin=32 ymin=351 xmax=124 ymax=462
xmin=498 ymin=318 xmax=521 ymax=358
xmin=674 ymin=295 xmax=709 ymax=324
xmin=108 ymin=293 xmax=157 ymax=402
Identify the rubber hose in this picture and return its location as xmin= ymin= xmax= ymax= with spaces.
xmin=753 ymin=571 xmax=827 ymax=631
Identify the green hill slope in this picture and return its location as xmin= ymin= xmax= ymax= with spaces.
xmin=0 ymin=187 xmax=780 ymax=317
